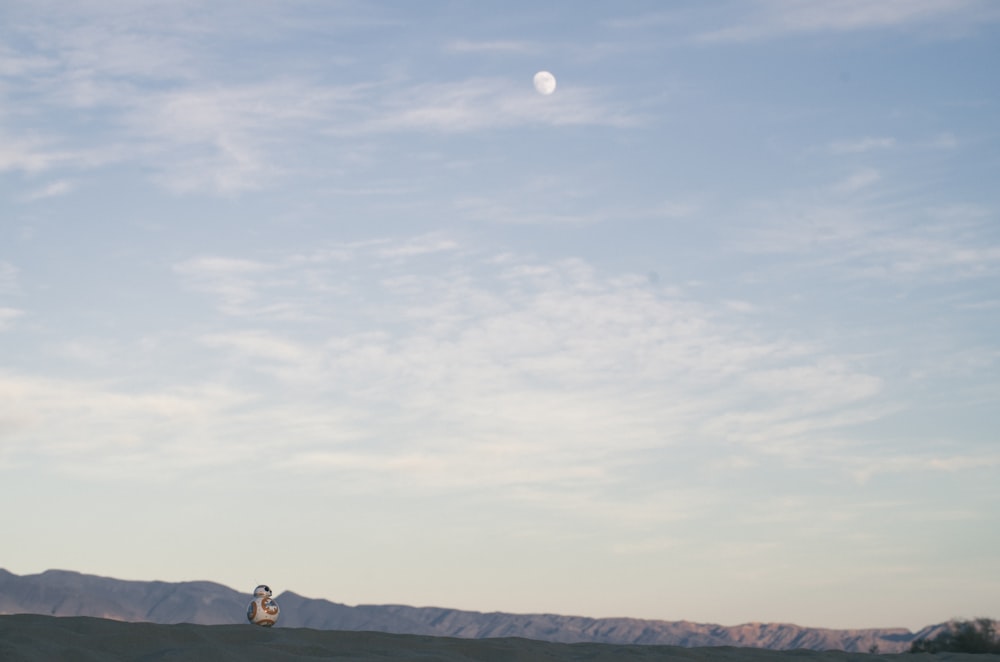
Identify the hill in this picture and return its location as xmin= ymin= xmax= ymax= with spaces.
xmin=0 ymin=569 xmax=946 ymax=653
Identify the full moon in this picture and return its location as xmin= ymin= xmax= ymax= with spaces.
xmin=533 ymin=71 xmax=556 ymax=95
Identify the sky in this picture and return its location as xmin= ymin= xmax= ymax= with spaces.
xmin=1 ymin=0 xmax=999 ymax=632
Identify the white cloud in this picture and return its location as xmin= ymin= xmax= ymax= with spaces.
xmin=612 ymin=537 xmax=679 ymax=555
xmin=5 ymin=228 xmax=989 ymax=571
xmin=1 ymin=4 xmax=317 ymax=192
xmin=351 ymin=78 xmax=640 ymax=134
xmin=0 ymin=371 xmax=257 ymax=475
xmin=850 ymin=451 xmax=1000 ymax=483
xmin=833 ymin=168 xmax=881 ymax=193
xmin=200 ymin=331 xmax=312 ymax=365
xmin=0 ymin=43 xmax=55 ymax=76
xmin=723 ymin=299 xmax=758 ymax=314
xmin=53 ymin=340 xmax=112 ymax=366
xmin=0 ymin=262 xmax=18 ymax=293
xmin=0 ymin=132 xmax=117 ymax=174
xmin=928 ymin=132 xmax=959 ymax=150
xmin=696 ymin=0 xmax=994 ymax=42
xmin=0 ymin=307 xmax=23 ymax=330
xmin=452 ymin=183 xmax=690 ymax=227
xmin=702 ymin=361 xmax=885 ymax=455
xmin=125 ymin=82 xmax=360 ymax=194
xmin=734 ymin=190 xmax=1000 ymax=282
xmin=8 ymin=68 xmax=635 ymax=195
xmin=455 ymin=195 xmax=606 ymax=226
xmin=176 ymin=256 xmax=272 ymax=276
xmin=605 ymin=11 xmax=683 ymax=30
xmin=829 ymin=137 xmax=895 ymax=154
xmin=173 ymin=256 xmax=275 ymax=313
xmin=446 ymin=39 xmax=536 ymax=54
xmin=23 ymin=179 xmax=75 ymax=200
xmin=3 ymin=2 xmax=639 ymax=196
xmin=376 ymin=235 xmax=461 ymax=258
xmin=167 ymin=240 xmax=891 ymax=494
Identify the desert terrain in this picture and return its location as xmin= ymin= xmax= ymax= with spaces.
xmin=3 ymin=614 xmax=1000 ymax=662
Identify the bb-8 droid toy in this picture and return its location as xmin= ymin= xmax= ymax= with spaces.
xmin=247 ymin=584 xmax=280 ymax=627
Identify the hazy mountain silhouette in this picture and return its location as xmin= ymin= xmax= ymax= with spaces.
xmin=0 ymin=569 xmax=946 ymax=652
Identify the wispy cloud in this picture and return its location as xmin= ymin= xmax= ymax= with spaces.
xmin=7 ymin=72 xmax=635 ymax=196
xmin=696 ymin=0 xmax=995 ymax=42
xmin=0 ymin=261 xmax=18 ymax=293
xmin=833 ymin=168 xmax=881 ymax=193
xmin=164 ymin=239 xmax=893 ymax=494
xmin=0 ymin=131 xmax=118 ymax=174
xmin=23 ymin=179 xmax=75 ymax=200
xmin=173 ymin=256 xmax=277 ymax=314
xmin=928 ymin=132 xmax=959 ymax=150
xmin=446 ymin=39 xmax=537 ymax=54
xmin=702 ymin=360 xmax=885 ymax=455
xmin=0 ymin=307 xmax=23 ymax=330
xmin=605 ymin=11 xmax=684 ymax=30
xmin=829 ymin=137 xmax=895 ymax=154
xmin=200 ymin=331 xmax=313 ymax=365
xmin=454 ymin=195 xmax=609 ymax=226
xmin=0 ymin=371 xmax=256 ymax=476
xmin=849 ymin=450 xmax=1000 ymax=483
xmin=123 ymin=81 xmax=366 ymax=193
xmin=131 ymin=75 xmax=637 ymax=192
xmin=349 ymin=78 xmax=640 ymax=134
xmin=452 ymin=182 xmax=692 ymax=227
xmin=2 ymin=1 xmax=645 ymax=196
xmin=733 ymin=181 xmax=1000 ymax=283
xmin=0 ymin=43 xmax=55 ymax=76
xmin=375 ymin=235 xmax=461 ymax=258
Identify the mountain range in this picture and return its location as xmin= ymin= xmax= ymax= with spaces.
xmin=0 ymin=569 xmax=946 ymax=653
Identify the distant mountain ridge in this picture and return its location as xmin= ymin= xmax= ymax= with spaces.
xmin=0 ymin=569 xmax=945 ymax=652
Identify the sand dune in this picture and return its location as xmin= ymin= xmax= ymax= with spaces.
xmin=2 ymin=615 xmax=998 ymax=662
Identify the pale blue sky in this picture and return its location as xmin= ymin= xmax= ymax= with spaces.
xmin=2 ymin=1 xmax=998 ymax=630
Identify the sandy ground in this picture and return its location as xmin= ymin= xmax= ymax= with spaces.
xmin=2 ymin=615 xmax=998 ymax=662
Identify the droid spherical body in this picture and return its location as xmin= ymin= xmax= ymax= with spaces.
xmin=247 ymin=584 xmax=280 ymax=627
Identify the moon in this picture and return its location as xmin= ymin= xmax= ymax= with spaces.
xmin=533 ymin=71 xmax=556 ymax=95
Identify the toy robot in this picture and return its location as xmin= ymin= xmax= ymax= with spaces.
xmin=247 ymin=584 xmax=280 ymax=627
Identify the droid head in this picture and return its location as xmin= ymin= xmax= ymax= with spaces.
xmin=253 ymin=584 xmax=272 ymax=598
